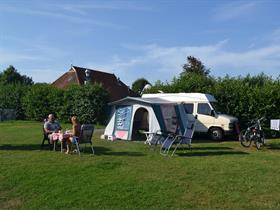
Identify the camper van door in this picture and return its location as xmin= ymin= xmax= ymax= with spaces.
xmin=195 ymin=102 xmax=215 ymax=132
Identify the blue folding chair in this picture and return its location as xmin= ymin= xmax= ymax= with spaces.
xmin=160 ymin=119 xmax=196 ymax=156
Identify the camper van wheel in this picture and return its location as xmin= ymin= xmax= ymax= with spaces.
xmin=209 ymin=128 xmax=224 ymax=141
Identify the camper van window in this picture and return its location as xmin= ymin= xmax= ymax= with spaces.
xmin=183 ymin=103 xmax=194 ymax=114
xmin=197 ymin=103 xmax=212 ymax=116
xmin=210 ymin=102 xmax=222 ymax=114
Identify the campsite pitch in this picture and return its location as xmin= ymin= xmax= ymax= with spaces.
xmin=1 ymin=121 xmax=280 ymax=209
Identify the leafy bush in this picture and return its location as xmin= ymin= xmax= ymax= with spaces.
xmin=22 ymin=84 xmax=64 ymax=121
xmin=0 ymin=84 xmax=28 ymax=119
xmin=22 ymin=83 xmax=109 ymax=124
xmin=59 ymin=84 xmax=109 ymax=124
xmin=148 ymin=72 xmax=280 ymax=127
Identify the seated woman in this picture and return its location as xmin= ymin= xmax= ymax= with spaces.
xmin=65 ymin=116 xmax=81 ymax=154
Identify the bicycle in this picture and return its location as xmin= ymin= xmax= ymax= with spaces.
xmin=239 ymin=117 xmax=265 ymax=150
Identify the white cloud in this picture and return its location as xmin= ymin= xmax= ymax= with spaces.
xmin=0 ymin=41 xmax=67 ymax=64
xmin=0 ymin=37 xmax=68 ymax=83
xmin=0 ymin=3 xmax=125 ymax=29
xmin=21 ymin=68 xmax=64 ymax=83
xmin=86 ymin=41 xmax=280 ymax=85
xmin=269 ymin=28 xmax=280 ymax=43
xmin=4 ymin=38 xmax=279 ymax=85
xmin=212 ymin=1 xmax=258 ymax=21
xmin=0 ymin=50 xmax=40 ymax=63
xmin=59 ymin=1 xmax=153 ymax=15
xmin=5 ymin=39 xmax=279 ymax=85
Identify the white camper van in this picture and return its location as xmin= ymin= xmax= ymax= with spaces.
xmin=142 ymin=93 xmax=239 ymax=140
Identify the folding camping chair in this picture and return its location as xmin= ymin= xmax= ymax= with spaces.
xmin=72 ymin=124 xmax=95 ymax=156
xmin=41 ymin=119 xmax=52 ymax=150
xmin=160 ymin=119 xmax=196 ymax=156
xmin=171 ymin=119 xmax=196 ymax=156
xmin=159 ymin=133 xmax=177 ymax=156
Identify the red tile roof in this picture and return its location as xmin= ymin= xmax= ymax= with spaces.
xmin=52 ymin=66 xmax=139 ymax=101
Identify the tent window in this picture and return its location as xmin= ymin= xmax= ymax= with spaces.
xmin=184 ymin=103 xmax=194 ymax=114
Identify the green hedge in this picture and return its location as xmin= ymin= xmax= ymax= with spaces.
xmin=58 ymin=84 xmax=109 ymax=124
xmin=22 ymin=84 xmax=64 ymax=121
xmin=149 ymin=73 xmax=280 ymax=127
xmin=1 ymin=73 xmax=279 ymax=127
xmin=21 ymin=84 xmax=109 ymax=124
xmin=0 ymin=84 xmax=28 ymax=119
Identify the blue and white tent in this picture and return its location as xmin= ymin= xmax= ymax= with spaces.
xmin=103 ymin=97 xmax=192 ymax=140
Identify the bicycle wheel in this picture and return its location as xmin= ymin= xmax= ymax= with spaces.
xmin=255 ymin=139 xmax=261 ymax=150
xmin=239 ymin=130 xmax=252 ymax=147
xmin=261 ymin=131 xmax=265 ymax=146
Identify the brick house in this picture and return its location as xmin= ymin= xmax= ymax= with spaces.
xmin=52 ymin=65 xmax=138 ymax=102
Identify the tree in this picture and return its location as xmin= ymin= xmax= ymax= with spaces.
xmin=182 ymin=56 xmax=210 ymax=76
xmin=0 ymin=65 xmax=33 ymax=85
xmin=132 ymin=78 xmax=150 ymax=94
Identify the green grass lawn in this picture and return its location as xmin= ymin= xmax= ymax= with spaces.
xmin=1 ymin=121 xmax=280 ymax=209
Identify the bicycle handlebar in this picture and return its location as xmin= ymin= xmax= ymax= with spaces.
xmin=248 ymin=117 xmax=266 ymax=124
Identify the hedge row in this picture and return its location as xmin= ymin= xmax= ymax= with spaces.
xmin=1 ymin=73 xmax=279 ymax=127
xmin=150 ymin=73 xmax=280 ymax=127
xmin=0 ymin=83 xmax=109 ymax=124
xmin=0 ymin=84 xmax=27 ymax=119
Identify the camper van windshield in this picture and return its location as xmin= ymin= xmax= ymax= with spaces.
xmin=210 ymin=102 xmax=222 ymax=114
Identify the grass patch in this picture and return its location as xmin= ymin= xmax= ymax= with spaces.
xmin=1 ymin=121 xmax=280 ymax=209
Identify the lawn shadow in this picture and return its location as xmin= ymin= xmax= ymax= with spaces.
xmin=103 ymin=151 xmax=145 ymax=156
xmin=192 ymin=134 xmax=239 ymax=143
xmin=0 ymin=144 xmax=40 ymax=151
xmin=0 ymin=144 xmax=145 ymax=156
xmin=77 ymin=146 xmax=145 ymax=157
xmin=186 ymin=146 xmax=233 ymax=151
xmin=176 ymin=150 xmax=248 ymax=157
xmin=192 ymin=139 xmax=238 ymax=144
xmin=266 ymin=143 xmax=280 ymax=150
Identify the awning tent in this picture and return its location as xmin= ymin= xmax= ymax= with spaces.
xmin=102 ymin=97 xmax=192 ymax=140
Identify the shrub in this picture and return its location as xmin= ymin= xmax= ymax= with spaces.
xmin=22 ymin=83 xmax=109 ymax=124
xmin=22 ymin=84 xmax=64 ymax=121
xmin=148 ymin=73 xmax=280 ymax=127
xmin=60 ymin=84 xmax=109 ymax=124
xmin=0 ymin=84 xmax=28 ymax=119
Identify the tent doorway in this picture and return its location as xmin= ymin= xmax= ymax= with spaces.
xmin=132 ymin=108 xmax=149 ymax=140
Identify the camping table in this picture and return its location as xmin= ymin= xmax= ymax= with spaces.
xmin=50 ymin=132 xmax=71 ymax=152
xmin=140 ymin=131 xmax=158 ymax=145
xmin=59 ymin=133 xmax=71 ymax=152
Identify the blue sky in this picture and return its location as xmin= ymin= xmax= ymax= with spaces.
xmin=0 ymin=0 xmax=280 ymax=85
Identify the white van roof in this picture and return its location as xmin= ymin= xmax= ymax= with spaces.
xmin=142 ymin=93 xmax=217 ymax=103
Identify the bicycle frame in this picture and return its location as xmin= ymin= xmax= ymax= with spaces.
xmin=240 ymin=117 xmax=265 ymax=149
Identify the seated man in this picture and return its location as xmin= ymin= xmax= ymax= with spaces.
xmin=44 ymin=114 xmax=61 ymax=144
